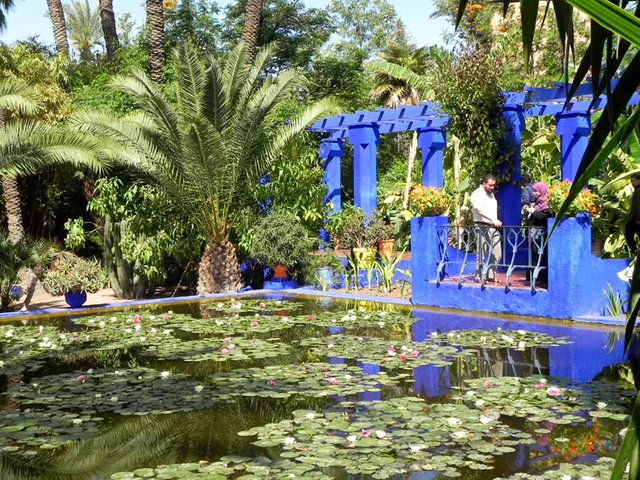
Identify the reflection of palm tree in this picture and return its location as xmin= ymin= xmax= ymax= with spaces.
xmin=46 ymin=0 xmax=70 ymax=57
xmin=64 ymin=0 xmax=102 ymax=62
xmin=74 ymin=43 xmax=336 ymax=294
xmin=98 ymin=0 xmax=118 ymax=61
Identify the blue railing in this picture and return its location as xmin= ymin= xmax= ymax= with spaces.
xmin=435 ymin=224 xmax=547 ymax=291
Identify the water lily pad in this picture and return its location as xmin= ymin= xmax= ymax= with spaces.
xmin=430 ymin=328 xmax=570 ymax=349
xmin=139 ymin=337 xmax=289 ymax=362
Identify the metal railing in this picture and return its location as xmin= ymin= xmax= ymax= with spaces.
xmin=435 ymin=224 xmax=547 ymax=291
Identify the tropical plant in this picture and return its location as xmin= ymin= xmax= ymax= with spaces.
xmin=72 ymin=42 xmax=336 ymax=294
xmin=64 ymin=0 xmax=103 ymax=62
xmin=248 ymin=208 xmax=314 ymax=270
xmin=42 ymin=252 xmax=109 ymax=295
xmin=47 ymin=0 xmax=71 ymax=57
xmin=377 ymin=250 xmax=404 ymax=293
xmin=98 ymin=0 xmax=119 ymax=61
xmin=0 ymin=229 xmax=53 ymax=311
xmin=0 ymin=0 xmax=16 ymax=31
xmin=408 ymin=185 xmax=449 ymax=217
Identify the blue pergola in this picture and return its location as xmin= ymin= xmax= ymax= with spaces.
xmin=311 ymin=82 xmax=640 ymax=229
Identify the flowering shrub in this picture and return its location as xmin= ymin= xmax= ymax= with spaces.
xmin=546 ymin=181 xmax=597 ymax=217
xmin=408 ymin=186 xmax=449 ymax=216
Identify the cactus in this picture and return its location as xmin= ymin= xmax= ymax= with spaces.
xmin=103 ymin=215 xmax=147 ymax=299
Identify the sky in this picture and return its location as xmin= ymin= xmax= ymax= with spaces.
xmin=0 ymin=0 xmax=451 ymax=48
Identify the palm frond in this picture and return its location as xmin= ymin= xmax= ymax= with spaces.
xmin=0 ymin=78 xmax=39 ymax=115
xmin=366 ymin=61 xmax=432 ymax=98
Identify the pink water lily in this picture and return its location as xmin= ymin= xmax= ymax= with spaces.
xmin=265 ymin=379 xmax=277 ymax=387
xmin=132 ymin=314 xmax=141 ymax=324
xmin=250 ymin=321 xmax=259 ymax=327
xmin=324 ymin=371 xmax=331 ymax=378
xmin=328 ymin=378 xmax=338 ymax=385
xmin=546 ymin=386 xmax=561 ymax=396
xmin=410 ymin=351 xmax=420 ymax=357
xmin=221 ymin=348 xmax=230 ymax=354
xmin=259 ymin=302 xmax=266 ymax=308
xmin=398 ymin=353 xmax=407 ymax=361
xmin=534 ymin=383 xmax=545 ymax=389
xmin=361 ymin=430 xmax=370 ymax=438
xmin=76 ymin=375 xmax=86 ymax=383
xmin=307 ymin=314 xmax=316 ymax=319
xmin=228 ymin=344 xmax=236 ymax=350
xmin=223 ymin=338 xmax=231 ymax=344
xmin=482 ymin=380 xmax=494 ymax=388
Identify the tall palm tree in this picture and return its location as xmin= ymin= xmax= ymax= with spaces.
xmin=241 ymin=0 xmax=262 ymax=63
xmin=73 ymin=43 xmax=336 ymax=294
xmin=64 ymin=0 xmax=102 ymax=62
xmin=0 ymin=0 xmax=17 ymax=31
xmin=98 ymin=0 xmax=118 ymax=61
xmin=46 ymin=0 xmax=70 ymax=57
xmin=146 ymin=0 xmax=165 ymax=83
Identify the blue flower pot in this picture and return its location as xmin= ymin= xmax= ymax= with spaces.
xmin=64 ymin=290 xmax=87 ymax=308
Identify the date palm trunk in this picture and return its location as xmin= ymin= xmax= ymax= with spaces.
xmin=46 ymin=0 xmax=70 ymax=57
xmin=99 ymin=0 xmax=119 ymax=61
xmin=241 ymin=0 xmax=262 ymax=63
xmin=145 ymin=0 xmax=165 ymax=83
xmin=0 ymin=111 xmax=24 ymax=244
xmin=197 ymin=238 xmax=241 ymax=294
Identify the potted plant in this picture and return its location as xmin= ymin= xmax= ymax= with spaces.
xmin=366 ymin=211 xmax=395 ymax=258
xmin=325 ymin=205 xmax=370 ymax=251
xmin=408 ymin=185 xmax=449 ymax=217
xmin=305 ymin=251 xmax=342 ymax=290
xmin=248 ymin=208 xmax=315 ymax=281
xmin=43 ymin=253 xmax=110 ymax=308
xmin=546 ymin=180 xmax=597 ymax=217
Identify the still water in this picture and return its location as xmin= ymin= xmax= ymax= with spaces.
xmin=0 ymin=295 xmax=634 ymax=479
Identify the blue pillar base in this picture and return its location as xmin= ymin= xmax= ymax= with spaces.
xmin=264 ymin=278 xmax=299 ymax=290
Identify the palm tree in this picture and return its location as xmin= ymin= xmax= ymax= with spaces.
xmin=46 ymin=0 xmax=70 ymax=57
xmin=241 ymin=0 xmax=262 ymax=63
xmin=64 ymin=0 xmax=102 ymax=62
xmin=0 ymin=0 xmax=17 ymax=31
xmin=145 ymin=0 xmax=165 ymax=83
xmin=98 ymin=0 xmax=118 ymax=61
xmin=73 ymin=43 xmax=336 ymax=294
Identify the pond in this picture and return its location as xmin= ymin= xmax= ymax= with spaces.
xmin=0 ymin=294 xmax=635 ymax=480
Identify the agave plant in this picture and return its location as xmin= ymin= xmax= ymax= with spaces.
xmin=73 ymin=42 xmax=336 ymax=294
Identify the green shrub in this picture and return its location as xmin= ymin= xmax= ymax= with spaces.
xmin=43 ymin=253 xmax=110 ymax=295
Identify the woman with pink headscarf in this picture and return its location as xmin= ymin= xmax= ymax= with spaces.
xmin=524 ymin=182 xmax=553 ymax=287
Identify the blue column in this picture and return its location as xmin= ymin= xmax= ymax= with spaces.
xmin=555 ymin=111 xmax=591 ymax=181
xmin=348 ymin=124 xmax=380 ymax=215
xmin=417 ymin=128 xmax=446 ymax=188
xmin=319 ymin=138 xmax=344 ymax=213
xmin=499 ymin=104 xmax=525 ymax=229
xmin=410 ymin=215 xmax=448 ymax=305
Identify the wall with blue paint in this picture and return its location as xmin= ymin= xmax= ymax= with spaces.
xmin=411 ymin=215 xmax=630 ymax=319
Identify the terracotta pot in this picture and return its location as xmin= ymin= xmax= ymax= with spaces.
xmin=272 ymin=265 xmax=288 ymax=279
xmin=377 ymin=239 xmax=395 ymax=258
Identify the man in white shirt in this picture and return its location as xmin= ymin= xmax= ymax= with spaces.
xmin=470 ymin=174 xmax=502 ymax=283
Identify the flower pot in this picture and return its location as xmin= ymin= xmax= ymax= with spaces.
xmin=64 ymin=290 xmax=87 ymax=308
xmin=315 ymin=267 xmax=334 ymax=288
xmin=272 ymin=265 xmax=288 ymax=279
xmin=377 ymin=239 xmax=395 ymax=259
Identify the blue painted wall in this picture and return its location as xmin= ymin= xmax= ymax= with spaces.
xmin=410 ymin=214 xmax=630 ymax=319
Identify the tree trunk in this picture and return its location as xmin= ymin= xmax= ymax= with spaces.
xmin=146 ymin=0 xmax=165 ymax=83
xmin=99 ymin=0 xmax=119 ymax=61
xmin=46 ymin=0 xmax=70 ymax=57
xmin=241 ymin=0 xmax=262 ymax=64
xmin=197 ymin=238 xmax=242 ymax=294
xmin=2 ymin=175 xmax=25 ymax=244
xmin=402 ymin=131 xmax=418 ymax=209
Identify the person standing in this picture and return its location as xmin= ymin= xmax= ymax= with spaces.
xmin=625 ymin=174 xmax=640 ymax=253
xmin=470 ymin=173 xmax=502 ymax=283
xmin=524 ymin=182 xmax=553 ymax=286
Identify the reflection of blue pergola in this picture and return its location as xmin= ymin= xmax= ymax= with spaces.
xmin=311 ymin=82 xmax=640 ymax=228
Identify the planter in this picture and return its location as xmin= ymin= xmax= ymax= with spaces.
xmin=377 ymin=239 xmax=395 ymax=259
xmin=315 ymin=267 xmax=334 ymax=289
xmin=272 ymin=265 xmax=288 ymax=279
xmin=64 ymin=290 xmax=87 ymax=308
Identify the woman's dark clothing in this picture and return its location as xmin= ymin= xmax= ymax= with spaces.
xmin=529 ymin=208 xmax=553 ymax=285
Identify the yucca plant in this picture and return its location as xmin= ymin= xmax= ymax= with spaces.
xmin=72 ymin=42 xmax=336 ymax=294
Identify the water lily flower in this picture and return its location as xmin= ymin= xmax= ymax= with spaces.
xmin=364 ymin=314 xmax=371 ymax=319
xmin=378 ymin=321 xmax=385 ymax=327
xmin=259 ymin=302 xmax=266 ymax=308
xmin=409 ymin=445 xmax=422 ymax=453
xmin=72 ymin=418 xmax=83 ymax=424
xmin=475 ymin=399 xmax=485 ymax=407
xmin=38 ymin=325 xmax=44 ymax=332
xmin=398 ymin=353 xmax=407 ymax=361
xmin=134 ymin=324 xmax=141 ymax=331
xmin=307 ymin=315 xmax=316 ymax=320
xmin=517 ymin=329 xmax=526 ymax=335
xmin=480 ymin=336 xmax=487 ymax=342
xmin=327 ymin=343 xmax=334 ymax=349
xmin=546 ymin=386 xmax=561 ymax=396
xmin=517 ymin=341 xmax=526 ymax=349
xmin=347 ymin=434 xmax=357 ymax=443
xmin=538 ymin=378 xmax=547 ymax=385
xmin=466 ymin=390 xmax=475 ymax=397
xmin=482 ymin=380 xmax=494 ymax=388
xmin=387 ymin=347 xmax=397 ymax=356
xmin=133 ymin=314 xmax=141 ymax=324
xmin=110 ymin=396 xmax=118 ymax=402
xmin=283 ymin=436 xmax=295 ymax=445
xmin=479 ymin=416 xmax=493 ymax=424
xmin=305 ymin=413 xmax=316 ymax=419
xmin=501 ymin=334 xmax=514 ymax=343
xmin=167 ymin=310 xmax=173 ymax=315
xmin=324 ymin=371 xmax=331 ymax=378
xmin=95 ymin=393 xmax=101 ymax=398
xmin=221 ymin=348 xmax=230 ymax=354
xmin=265 ymin=379 xmax=277 ymax=387
xmin=328 ymin=378 xmax=338 ymax=385
xmin=228 ymin=344 xmax=236 ymax=350
xmin=447 ymin=332 xmax=455 ymax=337
xmin=597 ymin=402 xmax=608 ymax=409
xmin=497 ymin=327 xmax=503 ymax=331
xmin=447 ymin=417 xmax=462 ymax=426
xmin=344 ymin=374 xmax=352 ymax=380
xmin=99 ymin=321 xmax=106 ymax=328
xmin=76 ymin=375 xmax=86 ymax=383
xmin=579 ymin=477 xmax=595 ymax=480
xmin=162 ymin=329 xmax=172 ymax=335
xmin=195 ymin=385 xmax=204 ymax=392
xmin=223 ymin=338 xmax=231 ymax=344
xmin=410 ymin=351 xmax=420 ymax=357
xmin=149 ymin=315 xmax=156 ymax=320
xmin=453 ymin=431 xmax=468 ymax=438
xmin=430 ymin=332 xmax=438 ymax=337
xmin=250 ymin=321 xmax=259 ymax=327
xmin=124 ymin=327 xmax=132 ymax=333
xmin=151 ymin=328 xmax=158 ymax=333
xmin=375 ymin=430 xmax=386 ymax=438
xmin=140 ymin=336 xmax=146 ymax=343
xmin=534 ymin=383 xmax=545 ymax=389
xmin=361 ymin=430 xmax=370 ymax=438
xmin=560 ymin=475 xmax=571 ymax=480
xmin=160 ymin=371 xmax=171 ymax=378
xmin=161 ymin=314 xmax=169 ymax=321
